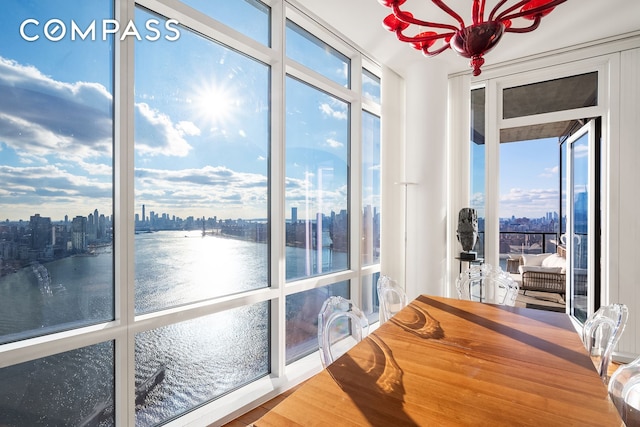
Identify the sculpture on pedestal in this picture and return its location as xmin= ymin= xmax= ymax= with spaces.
xmin=457 ymin=208 xmax=478 ymax=260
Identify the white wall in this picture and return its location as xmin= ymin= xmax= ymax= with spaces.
xmin=616 ymin=47 xmax=640 ymax=357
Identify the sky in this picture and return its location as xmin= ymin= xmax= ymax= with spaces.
xmin=470 ymin=132 xmax=590 ymax=220
xmin=498 ymin=137 xmax=561 ymax=219
xmin=0 ymin=1 xmax=359 ymax=223
xmin=470 ymin=136 xmax=559 ymax=221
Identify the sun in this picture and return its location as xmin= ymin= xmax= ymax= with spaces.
xmin=190 ymin=78 xmax=240 ymax=131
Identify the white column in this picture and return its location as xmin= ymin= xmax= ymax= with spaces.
xmin=403 ymin=62 xmax=449 ymax=299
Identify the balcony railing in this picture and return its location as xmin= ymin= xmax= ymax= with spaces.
xmin=473 ymin=231 xmax=561 ymax=272
xmin=500 ymin=231 xmax=560 ymax=256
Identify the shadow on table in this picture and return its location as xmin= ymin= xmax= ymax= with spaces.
xmin=326 ymin=331 xmax=419 ymax=426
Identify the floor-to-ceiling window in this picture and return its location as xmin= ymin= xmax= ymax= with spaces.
xmin=0 ymin=1 xmax=381 ymax=425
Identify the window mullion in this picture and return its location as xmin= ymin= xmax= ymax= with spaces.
xmin=270 ymin=0 xmax=287 ymax=379
xmin=114 ymin=1 xmax=137 ymax=425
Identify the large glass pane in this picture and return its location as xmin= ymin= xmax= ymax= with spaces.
xmin=134 ymin=8 xmax=270 ymax=313
xmin=570 ymin=131 xmax=589 ymax=322
xmin=470 ymin=88 xmax=485 ymax=259
xmin=181 ymin=0 xmax=270 ymax=46
xmin=285 ymin=77 xmax=349 ymax=281
xmin=362 ymin=69 xmax=380 ymax=104
xmin=0 ymin=341 xmax=115 ymax=426
xmin=362 ymin=111 xmax=381 ymax=266
xmin=286 ymin=20 xmax=350 ymax=88
xmin=135 ymin=302 xmax=269 ymax=425
xmin=0 ymin=0 xmax=114 ymax=343
xmin=503 ymin=72 xmax=597 ymax=119
xmin=285 ymin=281 xmax=349 ymax=363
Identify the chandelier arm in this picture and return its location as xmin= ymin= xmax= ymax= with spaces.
xmin=488 ymin=0 xmax=509 ymax=22
xmin=392 ymin=4 xmax=460 ymax=32
xmin=494 ymin=0 xmax=531 ymax=22
xmin=504 ymin=16 xmax=541 ymax=33
xmin=472 ymin=0 xmax=480 ymax=24
xmin=498 ymin=0 xmax=567 ymax=22
xmin=432 ymin=0 xmax=466 ymax=28
xmin=479 ymin=0 xmax=487 ymax=24
xmin=422 ymin=43 xmax=453 ymax=57
xmin=396 ymin=30 xmax=454 ymax=44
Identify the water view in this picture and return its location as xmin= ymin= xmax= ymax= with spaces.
xmin=0 ymin=231 xmax=274 ymax=426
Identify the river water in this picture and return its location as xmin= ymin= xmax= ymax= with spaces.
xmin=1 ymin=230 xmax=270 ymax=426
xmin=0 ymin=230 xmax=347 ymax=426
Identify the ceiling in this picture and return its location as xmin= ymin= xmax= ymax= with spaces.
xmin=294 ymin=0 xmax=640 ymax=77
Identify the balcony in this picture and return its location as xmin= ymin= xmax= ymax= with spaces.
xmin=499 ymin=231 xmax=566 ymax=312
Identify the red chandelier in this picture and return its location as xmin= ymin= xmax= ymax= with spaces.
xmin=379 ymin=0 xmax=567 ymax=76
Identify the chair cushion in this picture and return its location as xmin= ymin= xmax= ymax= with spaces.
xmin=521 ymin=253 xmax=553 ymax=267
xmin=541 ymin=253 xmax=566 ymax=273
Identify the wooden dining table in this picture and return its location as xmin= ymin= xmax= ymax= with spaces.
xmin=255 ymin=295 xmax=623 ymax=426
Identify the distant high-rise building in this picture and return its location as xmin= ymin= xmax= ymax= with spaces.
xmin=142 ymin=204 xmax=146 ymax=223
xmin=291 ymin=207 xmax=297 ymax=223
xmin=71 ymin=216 xmax=87 ymax=252
xmin=30 ymin=214 xmax=52 ymax=250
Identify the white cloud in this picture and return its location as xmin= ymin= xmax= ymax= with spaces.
xmin=0 ymin=56 xmax=201 ymax=162
xmin=539 ymin=165 xmax=559 ymax=178
xmin=176 ymin=120 xmax=201 ymax=137
xmin=134 ymin=103 xmax=193 ymax=157
xmin=0 ymin=163 xmax=112 ymax=218
xmin=500 ymin=187 xmax=559 ymax=218
xmin=574 ymin=144 xmax=589 ymax=158
xmin=325 ymin=138 xmax=343 ymax=148
xmin=319 ymin=102 xmax=347 ymax=120
xmin=0 ymin=56 xmax=214 ymax=219
xmin=0 ymin=57 xmax=112 ymax=162
xmin=135 ymin=165 xmax=268 ymax=217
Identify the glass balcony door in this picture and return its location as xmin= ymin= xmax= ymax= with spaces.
xmin=565 ymin=119 xmax=600 ymax=323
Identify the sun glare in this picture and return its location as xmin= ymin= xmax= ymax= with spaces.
xmin=191 ymin=78 xmax=239 ymax=130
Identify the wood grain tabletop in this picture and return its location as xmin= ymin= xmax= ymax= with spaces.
xmin=255 ymin=295 xmax=623 ymax=426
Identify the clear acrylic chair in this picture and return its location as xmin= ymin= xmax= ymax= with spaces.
xmin=317 ymin=296 xmax=369 ymax=368
xmin=608 ymin=355 xmax=640 ymax=425
xmin=581 ymin=303 xmax=629 ymax=382
xmin=456 ymin=263 xmax=519 ymax=306
xmin=377 ymin=275 xmax=408 ymax=323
